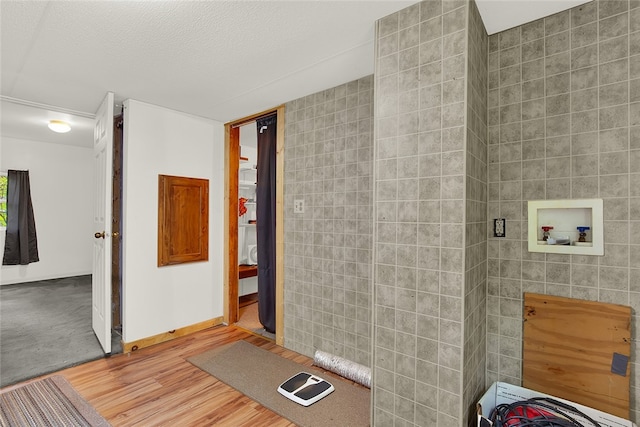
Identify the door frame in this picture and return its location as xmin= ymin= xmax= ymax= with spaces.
xmin=111 ymin=114 xmax=123 ymax=331
xmin=224 ymin=105 xmax=285 ymax=345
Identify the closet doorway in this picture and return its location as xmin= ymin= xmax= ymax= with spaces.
xmin=224 ymin=106 xmax=284 ymax=345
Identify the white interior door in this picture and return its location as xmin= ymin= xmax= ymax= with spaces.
xmin=92 ymin=92 xmax=114 ymax=353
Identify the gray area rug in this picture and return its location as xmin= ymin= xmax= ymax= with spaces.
xmin=0 ymin=276 xmax=120 ymax=388
xmin=188 ymin=340 xmax=370 ymax=427
xmin=0 ymin=375 xmax=110 ymax=426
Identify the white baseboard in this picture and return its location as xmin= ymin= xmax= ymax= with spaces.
xmin=0 ymin=271 xmax=92 ymax=286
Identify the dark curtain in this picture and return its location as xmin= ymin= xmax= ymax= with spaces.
xmin=3 ymin=170 xmax=39 ymax=265
xmin=256 ymin=114 xmax=277 ymax=333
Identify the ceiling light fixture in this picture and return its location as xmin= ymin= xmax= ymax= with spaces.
xmin=48 ymin=120 xmax=71 ymax=133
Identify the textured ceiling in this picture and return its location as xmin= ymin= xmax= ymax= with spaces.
xmin=1 ymin=0 xmax=591 ymax=148
xmin=2 ymin=1 xmax=414 ymax=121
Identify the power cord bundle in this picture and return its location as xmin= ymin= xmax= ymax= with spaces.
xmin=489 ymin=397 xmax=603 ymax=427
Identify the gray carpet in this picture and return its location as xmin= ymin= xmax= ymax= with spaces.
xmin=0 ymin=275 xmax=121 ymax=388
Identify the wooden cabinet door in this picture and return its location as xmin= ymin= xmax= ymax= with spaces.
xmin=158 ymin=175 xmax=209 ymax=266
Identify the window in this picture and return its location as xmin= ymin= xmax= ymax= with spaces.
xmin=0 ymin=173 xmax=6 ymax=229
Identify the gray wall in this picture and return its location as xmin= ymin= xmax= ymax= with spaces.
xmin=283 ymin=0 xmax=640 ymax=425
xmin=463 ymin=0 xmax=489 ymax=419
xmin=487 ymin=0 xmax=640 ymax=422
xmin=283 ymin=77 xmax=374 ymax=366
xmin=372 ymin=1 xmax=486 ymax=425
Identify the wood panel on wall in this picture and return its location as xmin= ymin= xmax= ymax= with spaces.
xmin=523 ymin=293 xmax=631 ymax=419
xmin=157 ymin=175 xmax=209 ymax=266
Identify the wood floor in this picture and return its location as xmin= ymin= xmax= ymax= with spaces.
xmin=3 ymin=325 xmax=320 ymax=426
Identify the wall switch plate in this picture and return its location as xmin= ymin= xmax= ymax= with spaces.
xmin=494 ymin=218 xmax=505 ymax=237
xmin=294 ymin=199 xmax=304 ymax=214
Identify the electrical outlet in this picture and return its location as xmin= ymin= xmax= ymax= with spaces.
xmin=494 ymin=218 xmax=505 ymax=237
xmin=294 ymin=199 xmax=304 ymax=214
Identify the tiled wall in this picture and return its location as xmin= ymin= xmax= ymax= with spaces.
xmin=487 ymin=0 xmax=640 ymax=421
xmin=284 ymin=0 xmax=640 ymax=425
xmin=373 ymin=1 xmax=483 ymax=425
xmin=463 ymin=0 xmax=488 ymax=419
xmin=283 ymin=77 xmax=374 ymax=367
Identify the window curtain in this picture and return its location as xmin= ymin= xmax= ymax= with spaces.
xmin=3 ymin=170 xmax=39 ymax=265
xmin=256 ymin=114 xmax=277 ymax=333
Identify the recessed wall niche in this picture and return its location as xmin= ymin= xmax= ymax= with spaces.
xmin=527 ymin=199 xmax=604 ymax=256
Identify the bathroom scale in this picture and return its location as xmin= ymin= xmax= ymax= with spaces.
xmin=277 ymin=372 xmax=335 ymax=406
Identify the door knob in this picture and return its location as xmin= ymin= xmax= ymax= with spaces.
xmin=112 ymin=232 xmax=120 ymax=238
xmin=94 ymin=231 xmax=105 ymax=239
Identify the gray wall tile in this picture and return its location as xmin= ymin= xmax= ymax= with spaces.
xmin=488 ymin=1 xmax=639 ymax=422
xmin=284 ymin=76 xmax=374 ymax=367
xmin=280 ymin=1 xmax=640 ymax=426
xmin=373 ymin=1 xmax=487 ymax=425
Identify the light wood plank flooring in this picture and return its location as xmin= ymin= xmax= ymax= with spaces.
xmin=3 ymin=325 xmax=321 ymax=426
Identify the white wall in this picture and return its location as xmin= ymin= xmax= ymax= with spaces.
xmin=1 ymin=137 xmax=93 ymax=285
xmin=122 ymin=100 xmax=224 ymax=343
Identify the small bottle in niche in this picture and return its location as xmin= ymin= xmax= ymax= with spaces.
xmin=541 ymin=226 xmax=553 ymax=241
xmin=577 ymin=226 xmax=590 ymax=242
